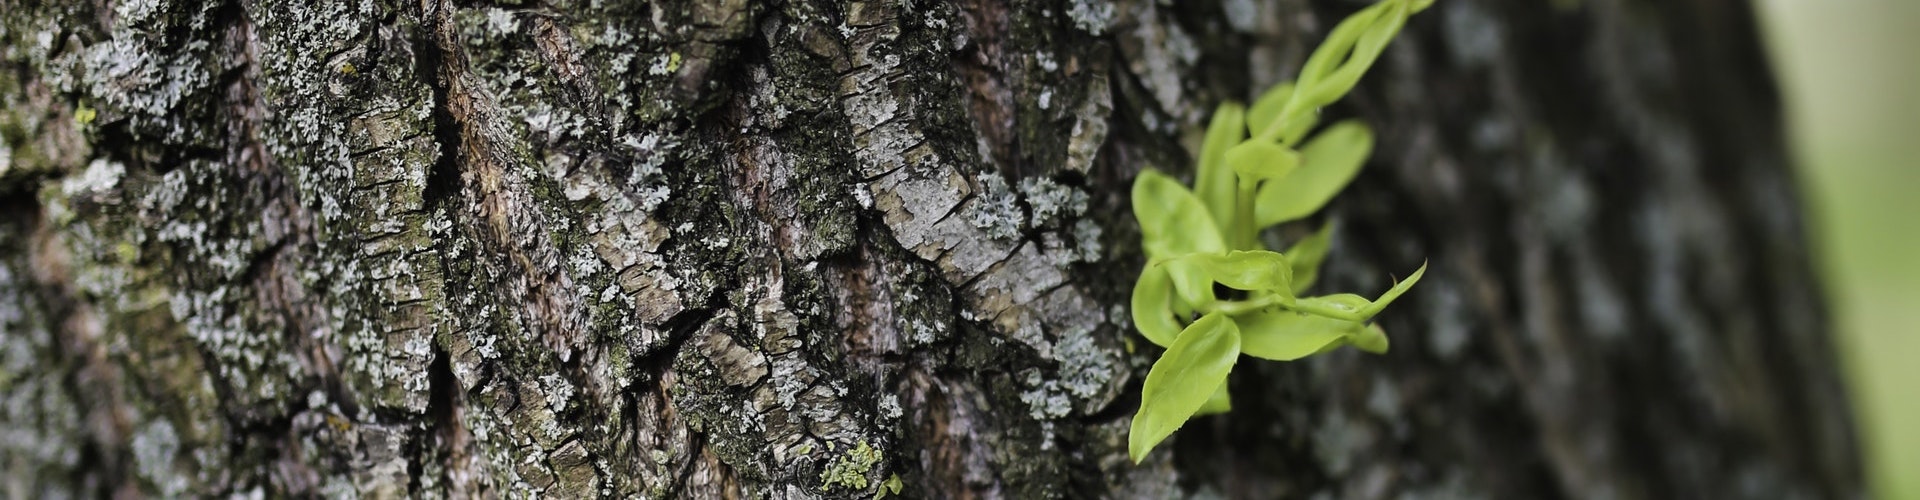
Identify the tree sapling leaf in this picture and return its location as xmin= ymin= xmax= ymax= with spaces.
xmin=1195 ymin=383 xmax=1233 ymax=416
xmin=1227 ymin=141 xmax=1301 ymax=187
xmin=1133 ymin=170 xmax=1227 ymax=260
xmin=1166 ymin=258 xmax=1218 ymax=310
xmin=1131 ymin=264 xmax=1184 ymax=348
xmin=1130 ymin=312 xmax=1241 ymax=463
xmin=1194 ymin=250 xmax=1294 ymax=293
xmin=1348 ymin=323 xmax=1391 ymax=354
xmin=1256 ymin=120 xmax=1374 ymax=227
xmin=1196 ymin=104 xmax=1248 ymax=238
xmin=1359 ymin=262 xmax=1426 ymax=317
xmin=1237 ymin=309 xmax=1360 ymax=361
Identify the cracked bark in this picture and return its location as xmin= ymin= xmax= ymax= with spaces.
xmin=0 ymin=0 xmax=1860 ymax=498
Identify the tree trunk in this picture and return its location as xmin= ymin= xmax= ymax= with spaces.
xmin=0 ymin=0 xmax=1859 ymax=497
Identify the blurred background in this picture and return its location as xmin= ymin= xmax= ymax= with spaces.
xmin=1758 ymin=1 xmax=1920 ymax=498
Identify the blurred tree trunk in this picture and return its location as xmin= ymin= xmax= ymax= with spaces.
xmin=0 ymin=0 xmax=1859 ymax=497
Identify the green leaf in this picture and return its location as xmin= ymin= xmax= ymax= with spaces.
xmin=1285 ymin=262 xmax=1423 ymax=323
xmin=1193 ymin=250 xmax=1293 ymax=293
xmin=1347 ymin=322 xmax=1390 ymax=354
xmin=1255 ymin=120 xmax=1375 ymax=227
xmin=1195 ymin=104 xmax=1247 ymax=238
xmin=1131 ymin=264 xmax=1183 ymax=347
xmin=1133 ymin=170 xmax=1227 ymax=261
xmin=1296 ymin=2 xmax=1389 ymax=92
xmin=1248 ymin=83 xmax=1294 ymax=137
xmin=1225 ymin=141 xmax=1301 ymax=187
xmin=1171 ymin=288 xmax=1195 ymax=318
xmin=1359 ymin=262 xmax=1426 ymax=317
xmin=1284 ymin=222 xmax=1337 ymax=294
xmin=1296 ymin=3 xmax=1412 ymax=109
xmin=1293 ymin=293 xmax=1373 ymax=322
xmin=1237 ymin=308 xmax=1361 ymax=361
xmin=1165 ymin=257 xmax=1217 ymax=317
xmin=873 ymin=474 xmax=905 ymax=499
xmin=1249 ymin=83 xmax=1319 ymax=146
xmin=1195 ymin=383 xmax=1232 ymax=416
xmin=1130 ymin=312 xmax=1241 ymax=463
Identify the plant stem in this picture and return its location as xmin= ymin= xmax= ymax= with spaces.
xmin=1198 ymin=292 xmax=1369 ymax=323
xmin=1199 ymin=293 xmax=1283 ymax=315
xmin=1234 ymin=183 xmax=1258 ymax=249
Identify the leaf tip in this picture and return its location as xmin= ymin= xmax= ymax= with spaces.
xmin=1127 ymin=427 xmax=1153 ymax=464
xmin=1352 ymin=323 xmax=1390 ymax=354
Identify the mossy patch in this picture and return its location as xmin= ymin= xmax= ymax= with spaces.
xmin=818 ymin=440 xmax=883 ymax=491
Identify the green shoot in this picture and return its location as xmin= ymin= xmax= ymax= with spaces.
xmin=1127 ymin=0 xmax=1432 ymax=463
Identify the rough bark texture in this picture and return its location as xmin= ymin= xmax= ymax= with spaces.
xmin=0 ymin=0 xmax=1859 ymax=498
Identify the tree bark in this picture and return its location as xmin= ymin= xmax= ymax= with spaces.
xmin=0 ymin=0 xmax=1859 ymax=498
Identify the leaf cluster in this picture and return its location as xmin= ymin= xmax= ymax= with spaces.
xmin=1127 ymin=0 xmax=1432 ymax=464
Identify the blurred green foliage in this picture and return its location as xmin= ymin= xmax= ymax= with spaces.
xmin=1760 ymin=2 xmax=1920 ymax=498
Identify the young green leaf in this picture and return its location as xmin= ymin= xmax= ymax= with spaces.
xmin=1165 ymin=258 xmax=1218 ymax=312
xmin=1195 ymin=383 xmax=1232 ymax=416
xmin=1296 ymin=3 xmax=1412 ymax=109
xmin=1295 ymin=1 xmax=1391 ymax=95
xmin=1130 ymin=312 xmax=1241 ymax=463
xmin=1237 ymin=309 xmax=1360 ymax=361
xmin=1123 ymin=0 xmax=1426 ymax=458
xmin=1131 ymin=264 xmax=1183 ymax=347
xmin=1347 ymin=323 xmax=1390 ymax=354
xmin=1358 ymin=262 xmax=1427 ymax=317
xmin=1196 ymin=104 xmax=1248 ymax=238
xmin=1255 ymin=120 xmax=1374 ymax=227
xmin=1291 ymin=293 xmax=1374 ymax=322
xmin=1171 ymin=288 xmax=1195 ymax=318
xmin=1248 ymin=83 xmax=1290 ymax=137
xmin=1284 ymin=222 xmax=1337 ymax=294
xmin=874 ymin=474 xmax=905 ymax=499
xmin=1248 ymin=83 xmax=1321 ymax=147
xmin=1133 ymin=170 xmax=1227 ymax=260
xmin=1226 ymin=141 xmax=1301 ymax=187
xmin=1193 ymin=250 xmax=1293 ymax=293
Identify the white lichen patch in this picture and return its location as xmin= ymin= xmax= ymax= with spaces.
xmin=540 ymin=374 xmax=576 ymax=413
xmin=1071 ymin=218 xmax=1104 ymax=262
xmin=60 ymin=159 xmax=124 ymax=197
xmin=1017 ymin=177 xmax=1087 ymax=229
xmin=131 ymin=419 xmax=187 ymax=497
xmin=1021 ymin=320 xmax=1115 ymax=424
xmin=879 ymin=394 xmax=903 ymax=420
xmin=1223 ymin=0 xmax=1260 ymax=33
xmin=623 ymin=133 xmax=679 ymax=211
xmin=1019 ymin=369 xmax=1073 ymax=420
xmin=966 ymin=174 xmax=1024 ymax=241
xmin=1067 ymin=0 xmax=1116 ymax=35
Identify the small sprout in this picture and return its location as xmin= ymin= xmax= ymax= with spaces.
xmin=666 ymin=52 xmax=683 ymax=73
xmin=873 ymin=474 xmax=904 ymax=499
xmin=1126 ymin=0 xmax=1430 ymax=463
xmin=74 ymin=105 xmax=96 ymax=125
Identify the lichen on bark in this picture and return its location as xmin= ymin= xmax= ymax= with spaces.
xmin=0 ymin=0 xmax=1860 ymax=498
